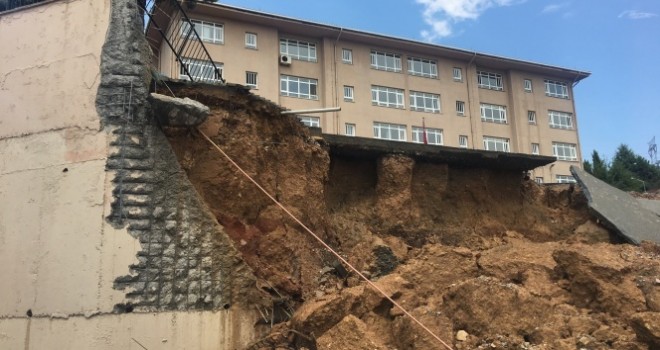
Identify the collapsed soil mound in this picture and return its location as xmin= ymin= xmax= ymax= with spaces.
xmin=162 ymin=84 xmax=660 ymax=350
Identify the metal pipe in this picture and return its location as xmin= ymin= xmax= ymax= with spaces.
xmin=281 ymin=107 xmax=341 ymax=115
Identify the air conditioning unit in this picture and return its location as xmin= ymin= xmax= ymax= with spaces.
xmin=279 ymin=54 xmax=292 ymax=66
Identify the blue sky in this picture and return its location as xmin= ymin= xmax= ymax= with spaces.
xmin=218 ymin=0 xmax=659 ymax=163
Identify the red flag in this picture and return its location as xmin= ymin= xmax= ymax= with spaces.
xmin=422 ymin=118 xmax=428 ymax=145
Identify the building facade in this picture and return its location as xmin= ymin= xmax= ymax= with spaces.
xmin=149 ymin=2 xmax=590 ymax=183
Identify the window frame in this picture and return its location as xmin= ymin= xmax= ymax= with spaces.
xmin=483 ymin=136 xmax=511 ymax=153
xmin=371 ymin=85 xmax=405 ymax=109
xmin=412 ymin=126 xmax=443 ymax=145
xmin=298 ymin=116 xmax=320 ymax=128
xmin=556 ymin=175 xmax=577 ymax=184
xmin=182 ymin=19 xmax=224 ymax=45
xmin=480 ymin=103 xmax=507 ymax=124
xmin=280 ymin=75 xmax=319 ymax=100
xmin=342 ymin=48 xmax=353 ymax=64
xmin=459 ymin=135 xmax=469 ymax=148
xmin=370 ymin=50 xmax=402 ymax=72
xmin=535 ymin=177 xmax=544 ymax=184
xmin=453 ymin=67 xmax=463 ymax=81
xmin=552 ymin=142 xmax=578 ymax=161
xmin=528 ymin=110 xmax=537 ymax=124
xmin=409 ymin=91 xmax=441 ymax=113
xmin=548 ymin=110 xmax=574 ymax=130
xmin=407 ymin=57 xmax=438 ymax=78
xmin=280 ymin=38 xmax=317 ymax=62
xmin=524 ymin=79 xmax=533 ymax=92
xmin=373 ymin=122 xmax=407 ymax=141
xmin=245 ymin=71 xmax=258 ymax=88
xmin=477 ymin=70 xmax=504 ymax=90
xmin=544 ymin=79 xmax=569 ymax=99
xmin=343 ymin=85 xmax=355 ymax=102
xmin=531 ymin=143 xmax=540 ymax=155
xmin=179 ymin=58 xmax=223 ymax=83
xmin=245 ymin=32 xmax=257 ymax=49
xmin=345 ymin=123 xmax=356 ymax=136
xmin=456 ymin=101 xmax=465 ymax=116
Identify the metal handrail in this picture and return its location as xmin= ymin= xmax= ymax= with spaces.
xmin=140 ymin=0 xmax=225 ymax=84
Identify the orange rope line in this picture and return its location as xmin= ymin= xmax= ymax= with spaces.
xmin=198 ymin=129 xmax=454 ymax=350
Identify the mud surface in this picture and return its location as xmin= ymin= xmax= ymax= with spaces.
xmin=162 ymin=84 xmax=660 ymax=350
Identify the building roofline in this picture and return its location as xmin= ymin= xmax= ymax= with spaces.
xmin=190 ymin=2 xmax=590 ymax=81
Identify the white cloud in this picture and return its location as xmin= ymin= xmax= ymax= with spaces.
xmin=416 ymin=0 xmax=523 ymax=41
xmin=618 ymin=10 xmax=657 ymax=20
xmin=542 ymin=3 xmax=568 ymax=14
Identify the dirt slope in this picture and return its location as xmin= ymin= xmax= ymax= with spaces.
xmin=162 ymin=84 xmax=660 ymax=350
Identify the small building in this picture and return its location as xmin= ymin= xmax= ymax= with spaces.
xmin=148 ymin=1 xmax=590 ymax=184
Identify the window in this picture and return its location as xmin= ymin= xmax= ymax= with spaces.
xmin=524 ymin=79 xmax=533 ymax=92
xmin=245 ymin=71 xmax=258 ymax=88
xmin=373 ymin=122 xmax=406 ymax=141
xmin=371 ymin=85 xmax=404 ymax=108
xmin=342 ymin=49 xmax=353 ymax=64
xmin=477 ymin=71 xmax=503 ymax=90
xmin=280 ymin=38 xmax=317 ymax=62
xmin=245 ymin=33 xmax=257 ymax=49
xmin=548 ymin=110 xmax=574 ymax=129
xmin=535 ymin=177 xmax=544 ymax=184
xmin=545 ymin=80 xmax=569 ymax=99
xmin=345 ymin=123 xmax=356 ymax=136
xmin=453 ymin=67 xmax=463 ymax=81
xmin=343 ymin=86 xmax=354 ymax=102
xmin=552 ymin=142 xmax=578 ymax=161
xmin=410 ymin=91 xmax=441 ymax=113
xmin=556 ymin=175 xmax=577 ymax=184
xmin=456 ymin=101 xmax=465 ymax=116
xmin=408 ymin=57 xmax=438 ymax=78
xmin=180 ymin=58 xmax=223 ymax=83
xmin=370 ymin=50 xmax=402 ymax=72
xmin=531 ymin=143 xmax=540 ymax=155
xmin=483 ymin=136 xmax=510 ymax=152
xmin=412 ymin=127 xmax=443 ymax=145
xmin=298 ymin=116 xmax=320 ymax=128
xmin=182 ymin=20 xmax=223 ymax=44
xmin=480 ymin=103 xmax=507 ymax=124
xmin=459 ymin=135 xmax=468 ymax=148
xmin=280 ymin=75 xmax=318 ymax=99
xmin=528 ymin=111 xmax=536 ymax=124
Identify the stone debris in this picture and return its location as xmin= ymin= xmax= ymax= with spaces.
xmin=149 ymin=93 xmax=210 ymax=127
xmin=456 ymin=330 xmax=468 ymax=341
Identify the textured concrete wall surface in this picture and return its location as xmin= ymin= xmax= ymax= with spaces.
xmin=0 ymin=0 xmax=261 ymax=348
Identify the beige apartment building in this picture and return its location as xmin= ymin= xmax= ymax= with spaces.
xmin=150 ymin=2 xmax=590 ymax=183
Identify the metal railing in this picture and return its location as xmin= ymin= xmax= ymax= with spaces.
xmin=139 ymin=0 xmax=225 ymax=84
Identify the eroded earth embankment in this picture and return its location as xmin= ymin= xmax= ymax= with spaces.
xmin=162 ymin=84 xmax=660 ymax=350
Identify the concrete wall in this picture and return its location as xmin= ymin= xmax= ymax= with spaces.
xmin=0 ymin=1 xmax=258 ymax=348
xmin=158 ymin=3 xmax=584 ymax=183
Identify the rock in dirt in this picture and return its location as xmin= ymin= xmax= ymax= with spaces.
xmin=630 ymin=312 xmax=660 ymax=348
xmin=316 ymin=315 xmax=388 ymax=350
xmin=149 ymin=93 xmax=210 ymax=126
xmin=456 ymin=330 xmax=468 ymax=341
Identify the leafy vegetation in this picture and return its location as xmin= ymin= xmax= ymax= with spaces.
xmin=583 ymin=145 xmax=660 ymax=192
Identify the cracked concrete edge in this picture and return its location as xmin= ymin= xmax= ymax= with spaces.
xmin=571 ymin=166 xmax=660 ymax=245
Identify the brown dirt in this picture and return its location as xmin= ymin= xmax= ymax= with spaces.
xmin=162 ymin=84 xmax=660 ymax=350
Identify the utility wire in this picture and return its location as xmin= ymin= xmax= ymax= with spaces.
xmin=198 ymin=129 xmax=454 ymax=350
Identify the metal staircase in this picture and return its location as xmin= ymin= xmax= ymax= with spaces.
xmin=139 ymin=0 xmax=225 ymax=84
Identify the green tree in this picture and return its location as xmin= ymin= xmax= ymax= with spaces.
xmin=583 ymin=150 xmax=608 ymax=181
xmin=607 ymin=144 xmax=660 ymax=192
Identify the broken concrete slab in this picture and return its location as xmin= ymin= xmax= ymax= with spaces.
xmin=638 ymin=198 xmax=660 ymax=218
xmin=149 ymin=93 xmax=210 ymax=127
xmin=571 ymin=166 xmax=660 ymax=245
